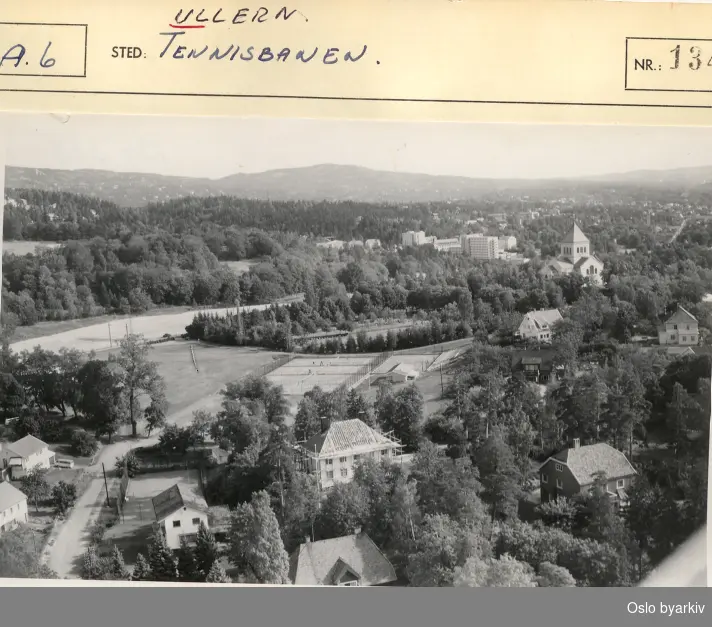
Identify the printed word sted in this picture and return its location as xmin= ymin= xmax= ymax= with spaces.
xmin=159 ymin=32 xmax=368 ymax=65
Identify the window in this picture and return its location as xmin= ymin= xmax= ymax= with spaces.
xmin=673 ymin=324 xmax=678 ymax=330
xmin=325 ymin=458 xmax=333 ymax=466
xmin=353 ymin=455 xmax=361 ymax=462
xmin=541 ymin=473 xmax=548 ymax=484
xmin=192 ymin=517 xmax=200 ymax=525
xmin=682 ymin=336 xmax=687 ymax=342
xmin=339 ymin=456 xmax=347 ymax=463
xmin=326 ymin=471 xmax=334 ymax=480
xmin=555 ymin=463 xmax=563 ymax=472
xmin=173 ymin=520 xmax=181 ymax=528
xmin=381 ymin=449 xmax=388 ymax=456
xmin=341 ymin=468 xmax=348 ymax=478
xmin=687 ymin=325 xmax=690 ymax=330
xmin=616 ymin=479 xmax=625 ymax=489
xmin=556 ymin=479 xmax=563 ymax=489
xmin=692 ymin=336 xmax=697 ymax=343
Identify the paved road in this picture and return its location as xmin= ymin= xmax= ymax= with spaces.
xmin=669 ymin=219 xmax=687 ymax=244
xmin=45 ymin=394 xmax=221 ymax=578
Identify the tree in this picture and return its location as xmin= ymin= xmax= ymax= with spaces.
xmin=475 ymin=428 xmax=522 ymax=520
xmin=379 ymin=384 xmax=424 ymax=451
xmin=51 ymin=480 xmax=77 ymax=516
xmin=205 ymin=562 xmax=232 ymax=583
xmin=106 ymin=545 xmax=130 ymax=580
xmin=536 ymin=562 xmax=576 ymax=587
xmin=114 ymin=451 xmax=141 ymax=478
xmin=176 ymin=542 xmax=200 ymax=582
xmin=147 ymin=532 xmax=178 ymax=581
xmin=0 ymin=372 xmax=25 ymax=420
xmin=315 ymin=482 xmax=369 ymax=540
xmin=110 ymin=334 xmax=166 ymax=437
xmin=81 ymin=545 xmax=107 ymax=580
xmin=453 ymin=554 xmax=537 ymax=587
xmin=194 ymin=521 xmax=219 ymax=580
xmin=20 ymin=467 xmax=50 ymax=513
xmin=77 ymin=359 xmax=127 ymax=442
xmin=346 ymin=388 xmax=375 ymax=426
xmin=70 ymin=429 xmax=98 ymax=457
xmin=228 ymin=490 xmax=290 ymax=584
xmin=535 ymin=497 xmax=577 ymax=533
xmin=132 ymin=553 xmax=152 ymax=581
xmin=293 ymin=396 xmax=321 ymax=442
xmin=145 ymin=398 xmax=168 ymax=437
xmin=0 ymin=526 xmax=43 ymax=578
xmin=279 ymin=471 xmax=320 ymax=553
xmin=406 ymin=514 xmax=490 ymax=587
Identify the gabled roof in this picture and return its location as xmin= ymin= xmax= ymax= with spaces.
xmin=666 ymin=305 xmax=698 ymax=325
xmin=152 ymin=484 xmax=185 ymax=521
xmin=5 ymin=434 xmax=49 ymax=459
xmin=543 ymin=259 xmax=574 ymax=273
xmin=289 ymin=532 xmax=397 ymax=586
xmin=548 ymin=443 xmax=637 ymax=486
xmin=303 ymin=419 xmax=399 ymax=458
xmin=561 ymin=222 xmax=589 ymax=244
xmin=524 ymin=309 xmax=563 ymax=330
xmin=0 ymin=481 xmax=27 ymax=512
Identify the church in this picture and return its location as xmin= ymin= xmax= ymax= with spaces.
xmin=539 ymin=222 xmax=604 ymax=285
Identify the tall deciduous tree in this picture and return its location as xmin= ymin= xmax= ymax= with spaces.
xmin=110 ymin=334 xmax=166 ymax=438
xmin=453 ymin=554 xmax=537 ymax=587
xmin=536 ymin=562 xmax=576 ymax=587
xmin=228 ymin=490 xmax=290 ymax=584
xmin=475 ymin=428 xmax=522 ymax=521
xmin=20 ymin=467 xmax=49 ymax=513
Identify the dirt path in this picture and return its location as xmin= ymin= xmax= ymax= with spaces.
xmin=45 ymin=392 xmax=222 ymax=578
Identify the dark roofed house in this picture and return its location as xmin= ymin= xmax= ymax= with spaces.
xmin=289 ymin=530 xmax=397 ymax=586
xmin=511 ymin=348 xmax=560 ymax=383
xmin=151 ymin=484 xmax=210 ymax=550
xmin=539 ymin=439 xmax=637 ymax=508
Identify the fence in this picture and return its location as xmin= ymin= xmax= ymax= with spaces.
xmin=259 ymin=354 xmax=295 ymax=377
xmin=333 ymin=351 xmax=394 ymax=394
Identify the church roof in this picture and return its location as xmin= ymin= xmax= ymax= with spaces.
xmin=561 ymin=222 xmax=589 ymax=244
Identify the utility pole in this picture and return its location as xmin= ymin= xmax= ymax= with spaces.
xmin=102 ymin=463 xmax=110 ymax=507
xmin=440 ymin=365 xmax=444 ymax=396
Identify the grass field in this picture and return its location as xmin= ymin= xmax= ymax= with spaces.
xmin=2 ymin=240 xmax=61 ymax=255
xmin=102 ymin=470 xmax=205 ymax=566
xmin=9 ymin=297 xmax=302 ymax=354
xmin=112 ymin=341 xmax=287 ymax=422
xmin=222 ymin=260 xmax=258 ymax=275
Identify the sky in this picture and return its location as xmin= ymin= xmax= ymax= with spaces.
xmin=3 ymin=113 xmax=712 ymax=181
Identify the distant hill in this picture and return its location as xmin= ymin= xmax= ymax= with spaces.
xmin=5 ymin=163 xmax=712 ymax=207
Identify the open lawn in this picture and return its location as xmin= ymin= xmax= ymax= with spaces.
xmin=222 ymin=260 xmax=258 ymax=275
xmin=2 ymin=240 xmax=61 ymax=255
xmin=102 ymin=470 xmax=205 ymax=567
xmin=9 ymin=295 xmax=303 ymax=353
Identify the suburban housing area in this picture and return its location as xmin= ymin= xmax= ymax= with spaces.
xmin=0 ymin=147 xmax=709 ymax=588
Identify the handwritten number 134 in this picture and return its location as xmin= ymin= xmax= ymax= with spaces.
xmin=669 ymin=44 xmax=710 ymax=70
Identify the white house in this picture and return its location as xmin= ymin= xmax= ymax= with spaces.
xmin=151 ymin=484 xmax=210 ymax=550
xmin=658 ymin=306 xmax=699 ymax=346
xmin=297 ymin=419 xmax=403 ymax=490
xmin=0 ymin=481 xmax=28 ymax=534
xmin=516 ymin=309 xmax=564 ymax=343
xmin=1 ymin=435 xmax=55 ymax=476
xmin=539 ymin=222 xmax=604 ymax=285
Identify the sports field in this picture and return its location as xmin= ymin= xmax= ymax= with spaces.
xmin=266 ymin=355 xmax=375 ymax=395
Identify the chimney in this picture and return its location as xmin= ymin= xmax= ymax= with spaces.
xmin=573 ymin=438 xmax=580 ymax=450
xmin=320 ymin=416 xmax=330 ymax=433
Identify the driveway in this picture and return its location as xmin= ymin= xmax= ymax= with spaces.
xmin=45 ymin=393 xmax=222 ymax=578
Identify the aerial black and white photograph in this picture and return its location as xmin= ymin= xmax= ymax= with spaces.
xmin=0 ymin=114 xmax=708 ymax=586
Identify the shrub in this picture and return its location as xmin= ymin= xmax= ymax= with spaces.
xmin=70 ymin=429 xmax=99 ymax=457
xmin=114 ymin=451 xmax=141 ymax=478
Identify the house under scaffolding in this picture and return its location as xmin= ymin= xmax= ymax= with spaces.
xmin=294 ymin=418 xmax=405 ymax=493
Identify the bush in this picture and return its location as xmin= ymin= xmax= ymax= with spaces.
xmin=114 ymin=451 xmax=141 ymax=478
xmin=70 ymin=429 xmax=99 ymax=457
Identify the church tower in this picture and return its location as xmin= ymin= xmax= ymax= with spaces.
xmin=559 ymin=222 xmax=590 ymax=264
